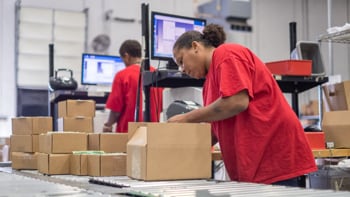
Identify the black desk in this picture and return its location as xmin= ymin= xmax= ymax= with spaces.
xmin=143 ymin=70 xmax=205 ymax=88
xmin=143 ymin=70 xmax=329 ymax=119
xmin=49 ymin=90 xmax=109 ymax=130
xmin=274 ymin=75 xmax=329 ymax=116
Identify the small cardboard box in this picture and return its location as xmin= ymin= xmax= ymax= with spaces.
xmin=87 ymin=153 xmax=126 ymax=177
xmin=11 ymin=152 xmax=38 ymax=170
xmin=12 ymin=117 xmax=52 ymax=135
xmin=10 ymin=135 xmax=38 ymax=153
xmin=88 ymin=133 xmax=128 ymax=153
xmin=322 ymin=111 xmax=350 ymax=148
xmin=57 ymin=117 xmax=93 ymax=133
xmin=70 ymin=154 xmax=88 ymax=175
xmin=305 ymin=132 xmax=325 ymax=150
xmin=323 ymin=80 xmax=350 ymax=111
xmin=58 ymin=99 xmax=96 ymax=118
xmin=265 ymin=60 xmax=312 ymax=76
xmin=127 ymin=122 xmax=211 ymax=181
xmin=37 ymin=153 xmax=70 ymax=175
xmin=39 ymin=132 xmax=87 ymax=154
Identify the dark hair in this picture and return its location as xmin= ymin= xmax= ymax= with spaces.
xmin=173 ymin=24 xmax=226 ymax=51
xmin=119 ymin=40 xmax=142 ymax=58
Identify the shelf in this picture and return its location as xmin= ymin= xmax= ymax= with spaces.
xmin=143 ymin=70 xmax=205 ymax=88
xmin=273 ymin=75 xmax=328 ymax=93
xmin=49 ymin=90 xmax=109 ymax=104
xmin=319 ymin=28 xmax=350 ymax=43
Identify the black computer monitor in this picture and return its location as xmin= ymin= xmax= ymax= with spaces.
xmin=81 ymin=53 xmax=125 ymax=85
xmin=151 ymin=11 xmax=206 ymax=69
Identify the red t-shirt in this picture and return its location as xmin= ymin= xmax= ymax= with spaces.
xmin=203 ymin=44 xmax=317 ymax=184
xmin=106 ymin=64 xmax=163 ymax=132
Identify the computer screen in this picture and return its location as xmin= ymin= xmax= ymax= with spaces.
xmin=81 ymin=53 xmax=125 ymax=85
xmin=151 ymin=11 xmax=206 ymax=61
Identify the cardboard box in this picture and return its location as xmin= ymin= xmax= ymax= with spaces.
xmin=39 ymin=132 xmax=87 ymax=154
xmin=265 ymin=60 xmax=312 ymax=76
xmin=323 ymin=80 xmax=350 ymax=111
xmin=57 ymin=117 xmax=93 ymax=133
xmin=70 ymin=154 xmax=88 ymax=175
xmin=322 ymin=111 xmax=350 ymax=148
xmin=127 ymin=122 xmax=212 ymax=181
xmin=305 ymin=132 xmax=325 ymax=150
xmin=87 ymin=153 xmax=126 ymax=177
xmin=37 ymin=153 xmax=70 ymax=175
xmin=88 ymin=133 xmax=128 ymax=153
xmin=58 ymin=99 xmax=96 ymax=118
xmin=11 ymin=152 xmax=38 ymax=170
xmin=12 ymin=117 xmax=52 ymax=135
xmin=10 ymin=135 xmax=38 ymax=153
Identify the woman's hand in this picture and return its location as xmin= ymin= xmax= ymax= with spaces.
xmin=167 ymin=113 xmax=188 ymax=123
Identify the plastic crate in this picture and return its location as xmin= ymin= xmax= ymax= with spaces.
xmin=265 ymin=60 xmax=312 ymax=76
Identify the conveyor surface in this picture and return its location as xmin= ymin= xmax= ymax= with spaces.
xmin=2 ymin=167 xmax=350 ymax=196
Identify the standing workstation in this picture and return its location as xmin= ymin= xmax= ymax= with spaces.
xmin=2 ymin=0 xmax=350 ymax=196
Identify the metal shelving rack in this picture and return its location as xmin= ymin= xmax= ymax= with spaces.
xmin=319 ymin=28 xmax=350 ymax=44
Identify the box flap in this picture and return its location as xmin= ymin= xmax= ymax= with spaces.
xmin=127 ymin=126 xmax=147 ymax=179
xmin=128 ymin=122 xmax=150 ymax=140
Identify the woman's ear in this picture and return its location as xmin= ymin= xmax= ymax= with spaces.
xmin=191 ymin=41 xmax=199 ymax=50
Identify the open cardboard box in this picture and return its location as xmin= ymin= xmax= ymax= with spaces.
xmin=127 ymin=122 xmax=212 ymax=181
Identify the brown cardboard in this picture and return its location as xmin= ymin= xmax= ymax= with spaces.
xmin=37 ymin=153 xmax=70 ymax=175
xmin=70 ymin=154 xmax=88 ymax=175
xmin=12 ymin=117 xmax=52 ymax=135
xmin=87 ymin=153 xmax=126 ymax=177
xmin=127 ymin=122 xmax=212 ymax=181
xmin=88 ymin=133 xmax=128 ymax=153
xmin=58 ymin=99 xmax=96 ymax=118
xmin=10 ymin=135 xmax=38 ymax=153
xmin=57 ymin=117 xmax=93 ymax=133
xmin=39 ymin=132 xmax=87 ymax=154
xmin=322 ymin=111 xmax=350 ymax=148
xmin=11 ymin=152 xmax=38 ymax=170
xmin=323 ymin=80 xmax=350 ymax=111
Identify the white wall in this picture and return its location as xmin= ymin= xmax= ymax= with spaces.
xmin=0 ymin=0 xmax=16 ymax=137
xmin=1 ymin=0 xmax=350 ymax=136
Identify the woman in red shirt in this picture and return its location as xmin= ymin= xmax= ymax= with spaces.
xmin=168 ymin=24 xmax=317 ymax=186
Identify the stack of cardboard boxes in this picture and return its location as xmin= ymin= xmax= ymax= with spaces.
xmin=10 ymin=99 xmax=213 ymax=181
xmin=57 ymin=99 xmax=95 ymax=133
xmin=38 ymin=132 xmax=87 ymax=175
xmin=10 ymin=117 xmax=52 ymax=170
